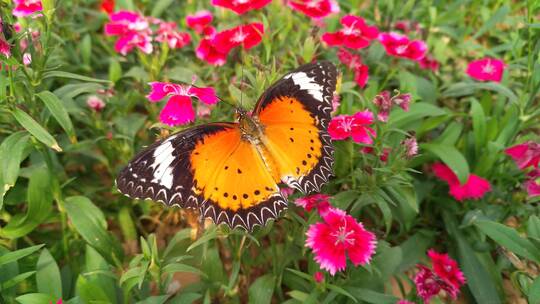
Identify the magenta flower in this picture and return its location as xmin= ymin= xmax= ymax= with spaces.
xmin=288 ymin=0 xmax=339 ymax=19
xmin=104 ymin=11 xmax=153 ymax=55
xmin=280 ymin=187 xmax=295 ymax=199
xmin=195 ymin=38 xmax=229 ymax=66
xmin=0 ymin=37 xmax=10 ymax=58
xmin=378 ymin=32 xmax=427 ymax=61
xmin=87 ymin=95 xmax=106 ymax=111
xmin=525 ymin=169 xmax=540 ymax=197
xmin=393 ymin=20 xmax=420 ymax=34
xmin=505 ymin=141 xmax=540 ymax=170
xmin=432 ymin=162 xmax=491 ymax=201
xmin=313 ymin=271 xmax=324 ymax=283
xmin=155 ymin=22 xmax=191 ymax=49
xmin=466 ymin=58 xmax=505 ymax=82
xmin=402 ymin=136 xmax=418 ymax=158
xmin=396 ymin=301 xmax=414 ymax=304
xmin=12 ymin=0 xmax=42 ymax=17
xmin=414 ymin=265 xmax=442 ymax=303
xmin=306 ymin=208 xmax=376 ymax=275
xmin=328 ymin=111 xmax=376 ymax=144
xmin=22 ymin=52 xmax=32 ymax=65
xmin=147 ymin=82 xmax=219 ymax=126
xmin=186 ymin=11 xmax=213 ymax=34
xmin=428 ymin=250 xmax=466 ymax=299
xmin=322 ymin=15 xmax=378 ymax=49
xmin=294 ymin=194 xmax=331 ymax=215
xmin=211 ymin=0 xmax=272 ymax=14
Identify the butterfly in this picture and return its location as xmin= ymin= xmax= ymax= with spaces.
xmin=116 ymin=61 xmax=338 ymax=231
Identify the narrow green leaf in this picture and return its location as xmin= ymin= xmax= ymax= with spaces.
xmin=344 ymin=287 xmax=398 ymax=304
xmin=0 ymin=245 xmax=44 ymax=267
xmin=1 ymin=271 xmax=36 ymax=290
xmin=388 ymin=103 xmax=446 ymax=129
xmin=248 ymin=274 xmax=275 ymax=304
xmin=162 ymin=263 xmax=206 ymax=277
xmin=443 ymin=82 xmax=518 ymax=103
xmin=64 ymin=196 xmax=123 ymax=264
xmin=15 ymin=293 xmax=57 ymax=304
xmin=326 ymin=284 xmax=358 ymax=303
xmin=37 ymin=91 xmax=76 ymax=143
xmin=136 ymin=295 xmax=170 ymax=304
xmin=473 ymin=5 xmax=510 ymax=38
xmin=36 ymin=249 xmax=62 ymax=298
xmin=421 ymin=143 xmax=470 ymax=184
xmin=12 ymin=108 xmax=61 ymax=151
xmin=187 ymin=227 xmax=217 ymax=252
xmin=528 ymin=215 xmax=540 ymax=239
xmin=470 ymin=99 xmax=486 ymax=154
xmin=528 ymin=275 xmax=540 ymax=304
xmin=0 ymin=132 xmax=29 ymax=207
xmin=150 ymin=0 xmax=175 ymax=17
xmin=43 ymin=71 xmax=111 ymax=84
xmin=475 ymin=220 xmax=540 ymax=263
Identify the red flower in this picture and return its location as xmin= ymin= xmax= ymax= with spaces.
xmin=414 ymin=265 xmax=442 ymax=303
xmin=214 ymin=23 xmax=264 ymax=50
xmin=525 ymin=169 xmax=540 ymax=197
xmin=313 ymin=271 xmax=324 ymax=283
xmin=0 ymin=36 xmax=10 ymax=58
xmin=328 ymin=111 xmax=376 ymax=144
xmin=155 ymin=22 xmax=191 ymax=49
xmin=322 ymin=15 xmax=378 ymax=49
xmin=288 ymin=0 xmax=339 ymax=19
xmin=104 ymin=11 xmax=153 ymax=55
xmin=428 ymin=250 xmax=466 ymax=299
xmin=505 ymin=142 xmax=540 ymax=170
xmin=432 ymin=163 xmax=491 ymax=201
xmin=196 ymin=38 xmax=229 ymax=66
xmin=100 ymin=0 xmax=115 ymax=14
xmin=186 ymin=10 xmax=213 ymax=34
xmin=305 ymin=208 xmax=376 ymax=275
xmin=211 ymin=0 xmax=271 ymax=14
xmin=337 ymin=48 xmax=369 ymax=88
xmin=12 ymin=0 xmax=43 ymax=17
xmin=466 ymin=58 xmax=505 ymax=82
xmin=419 ymin=54 xmax=440 ymax=72
xmin=294 ymin=194 xmax=331 ymax=216
xmin=87 ymin=95 xmax=105 ymax=111
xmin=378 ymin=32 xmax=427 ymax=61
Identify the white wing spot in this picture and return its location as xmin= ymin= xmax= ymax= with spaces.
xmin=151 ymin=138 xmax=175 ymax=189
xmin=284 ymin=72 xmax=324 ymax=102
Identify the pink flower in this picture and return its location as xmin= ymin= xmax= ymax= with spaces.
xmin=393 ymin=93 xmax=411 ymax=111
xmin=155 ymin=22 xmax=191 ymax=49
xmin=414 ymin=265 xmax=441 ymax=303
xmin=419 ymin=54 xmax=440 ymax=72
xmin=104 ymin=11 xmax=152 ymax=55
xmin=322 ymin=15 xmax=378 ymax=49
xmin=331 ymin=94 xmax=340 ymax=114
xmin=294 ymin=194 xmax=331 ymax=215
xmin=466 ymin=58 xmax=505 ymax=82
xmin=288 ymin=0 xmax=339 ymax=19
xmin=305 ymin=208 xmax=376 ymax=275
xmin=505 ymin=142 xmax=540 ymax=170
xmin=313 ymin=271 xmax=324 ymax=283
xmin=524 ymin=169 xmax=540 ymax=198
xmin=402 ymin=136 xmax=418 ymax=158
xmin=196 ymin=38 xmax=229 ymax=66
xmin=13 ymin=0 xmax=42 ymax=17
xmin=378 ymin=32 xmax=427 ymax=61
xmin=394 ymin=20 xmax=420 ymax=34
xmin=186 ymin=11 xmax=213 ymax=34
xmin=100 ymin=0 xmax=115 ymax=15
xmin=87 ymin=95 xmax=105 ymax=111
xmin=196 ymin=103 xmax=213 ymax=118
xmin=372 ymin=91 xmax=392 ymax=121
xmin=147 ymin=82 xmax=219 ymax=126
xmin=211 ymin=0 xmax=272 ymax=14
xmin=22 ymin=53 xmax=32 ymax=65
xmin=432 ymin=163 xmax=491 ymax=201
xmin=396 ymin=301 xmax=414 ymax=304
xmin=337 ymin=48 xmax=369 ymax=88
xmin=428 ymin=250 xmax=466 ymax=299
xmin=328 ymin=111 xmax=376 ymax=144
xmin=280 ymin=187 xmax=295 ymax=199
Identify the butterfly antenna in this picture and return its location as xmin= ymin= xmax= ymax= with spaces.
xmin=240 ymin=61 xmax=245 ymax=109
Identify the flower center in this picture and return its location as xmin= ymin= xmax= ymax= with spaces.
xmin=482 ymin=61 xmax=494 ymax=74
xmin=307 ymin=0 xmax=322 ymax=8
xmin=395 ymin=45 xmax=408 ymax=54
xmin=232 ymin=31 xmax=248 ymax=43
xmin=331 ymin=225 xmax=355 ymax=246
xmin=234 ymin=0 xmax=250 ymax=4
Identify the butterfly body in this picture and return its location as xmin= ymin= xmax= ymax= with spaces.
xmin=117 ymin=61 xmax=338 ymax=230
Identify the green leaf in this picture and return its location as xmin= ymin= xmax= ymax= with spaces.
xmin=187 ymin=227 xmax=217 ymax=252
xmin=435 ymin=122 xmax=462 ymax=145
xmin=443 ymin=82 xmax=518 ymax=104
xmin=15 ymin=293 xmax=57 ymax=304
xmin=475 ymin=220 xmax=540 ymax=263
xmin=1 ymin=271 xmax=36 ymax=290
xmin=36 ymin=249 xmax=62 ymax=298
xmin=421 ymin=143 xmax=470 ymax=184
xmin=0 ymin=132 xmax=30 ymax=207
xmin=326 ymin=284 xmax=358 ymax=303
xmin=42 ymin=71 xmax=111 ymax=84
xmin=168 ymin=292 xmax=202 ymax=304
xmin=37 ymin=91 xmax=76 ymax=143
xmin=456 ymin=236 xmax=502 ymax=304
xmin=0 ymin=245 xmax=44 ymax=267
xmin=473 ymin=5 xmax=510 ymax=38
xmin=109 ymin=59 xmax=122 ymax=83
xmin=1 ymin=167 xmax=53 ymax=238
xmin=344 ymin=287 xmax=398 ymax=304
xmin=64 ymin=196 xmax=123 ymax=265
xmin=162 ymin=263 xmax=206 ymax=278
xmin=12 ymin=108 xmax=62 ymax=151
xmin=151 ymin=0 xmax=175 ymax=17
xmin=248 ymin=274 xmax=275 ymax=304
xmin=528 ymin=275 xmax=540 ymax=304
xmin=470 ymin=99 xmax=486 ymax=154
xmin=388 ymin=103 xmax=446 ymax=129
xmin=528 ymin=215 xmax=540 ymax=239
xmin=136 ymin=295 xmax=170 ymax=304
